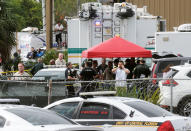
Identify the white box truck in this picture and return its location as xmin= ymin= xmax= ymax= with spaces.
xmin=155 ymin=24 xmax=191 ymax=57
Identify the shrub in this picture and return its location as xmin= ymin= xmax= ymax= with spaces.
xmin=42 ymin=49 xmax=58 ymax=65
xmin=42 ymin=49 xmax=68 ymax=65
xmin=64 ymin=50 xmax=68 ymax=62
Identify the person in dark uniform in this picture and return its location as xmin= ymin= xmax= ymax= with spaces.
xmin=133 ymin=59 xmax=150 ymax=79
xmin=124 ymin=58 xmax=132 ymax=79
xmin=113 ymin=58 xmax=119 ymax=68
xmin=92 ymin=60 xmax=100 ymax=79
xmin=129 ymin=58 xmax=137 ymax=78
xmin=65 ymin=62 xmax=76 ymax=97
xmin=80 ymin=61 xmax=97 ymax=92
xmin=97 ymin=58 xmax=108 ymax=79
xmin=30 ymin=58 xmax=43 ymax=76
xmin=92 ymin=60 xmax=98 ymax=74
xmin=133 ymin=59 xmax=151 ymax=99
xmin=12 ymin=52 xmax=21 ymax=71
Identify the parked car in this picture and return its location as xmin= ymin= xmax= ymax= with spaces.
xmin=0 ymin=67 xmax=80 ymax=107
xmin=32 ymin=68 xmax=67 ymax=80
xmin=44 ymin=92 xmax=191 ymax=131
xmin=32 ymin=67 xmax=80 ymax=81
xmin=158 ymin=63 xmax=191 ymax=116
xmin=0 ymin=104 xmax=102 ymax=131
xmin=152 ymin=57 xmax=191 ymax=79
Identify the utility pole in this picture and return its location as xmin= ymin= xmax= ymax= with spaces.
xmin=46 ymin=0 xmax=53 ymax=50
xmin=42 ymin=0 xmax=46 ymax=32
xmin=77 ymin=0 xmax=80 ymax=16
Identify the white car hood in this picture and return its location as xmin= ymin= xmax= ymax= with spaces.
xmin=3 ymin=124 xmax=102 ymax=131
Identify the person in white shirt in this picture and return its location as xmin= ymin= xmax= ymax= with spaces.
xmin=112 ymin=61 xmax=130 ymax=87
xmin=55 ymin=53 xmax=66 ymax=65
xmin=55 ymin=21 xmax=64 ymax=48
xmin=13 ymin=63 xmax=31 ymax=80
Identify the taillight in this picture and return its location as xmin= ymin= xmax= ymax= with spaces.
xmin=162 ymin=79 xmax=178 ymax=86
xmin=157 ymin=121 xmax=174 ymax=131
xmin=160 ymin=105 xmax=170 ymax=111
xmin=152 ymin=64 xmax=157 ymax=76
xmin=153 ymin=74 xmax=157 ymax=78
xmin=152 ymin=74 xmax=157 ymax=84
xmin=152 ymin=64 xmax=157 ymax=84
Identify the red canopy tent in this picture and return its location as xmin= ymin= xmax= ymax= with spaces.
xmin=81 ymin=36 xmax=152 ymax=58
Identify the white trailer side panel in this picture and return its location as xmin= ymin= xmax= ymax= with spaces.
xmin=137 ymin=18 xmax=158 ymax=49
xmin=68 ymin=19 xmax=89 ymax=64
xmin=155 ymin=32 xmax=191 ymax=57
xmin=122 ymin=16 xmax=137 ymax=43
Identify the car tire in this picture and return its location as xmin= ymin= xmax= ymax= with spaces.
xmin=178 ymin=98 xmax=191 ymax=116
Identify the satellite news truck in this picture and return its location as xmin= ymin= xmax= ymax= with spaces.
xmin=67 ymin=2 xmax=165 ymax=64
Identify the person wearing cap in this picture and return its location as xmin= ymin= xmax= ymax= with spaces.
xmin=80 ymin=61 xmax=97 ymax=92
xmin=133 ymin=59 xmax=150 ymax=79
xmin=65 ymin=62 xmax=76 ymax=97
xmin=133 ymin=59 xmax=150 ymax=99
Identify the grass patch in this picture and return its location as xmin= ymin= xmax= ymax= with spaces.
xmin=98 ymin=83 xmax=160 ymax=105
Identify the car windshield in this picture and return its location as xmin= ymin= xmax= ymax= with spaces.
xmin=6 ymin=108 xmax=75 ymax=125
xmin=124 ymin=101 xmax=173 ymax=117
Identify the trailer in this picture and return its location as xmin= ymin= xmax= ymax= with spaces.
xmin=67 ymin=2 xmax=165 ymax=64
xmin=15 ymin=31 xmax=66 ymax=61
xmin=155 ymin=24 xmax=191 ymax=57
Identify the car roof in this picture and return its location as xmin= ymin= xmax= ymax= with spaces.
xmin=38 ymin=68 xmax=67 ymax=72
xmin=86 ymin=97 xmax=146 ymax=106
xmin=90 ymin=96 xmax=142 ymax=102
xmin=45 ymin=96 xmax=143 ymax=108
xmin=153 ymin=57 xmax=191 ymax=62
xmin=0 ymin=104 xmax=38 ymax=110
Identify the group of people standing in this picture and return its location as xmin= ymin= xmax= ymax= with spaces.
xmin=65 ymin=58 xmax=151 ymax=96
xmin=79 ymin=58 xmax=150 ymax=81
xmin=26 ymin=47 xmax=45 ymax=59
xmin=11 ymin=52 xmax=66 ymax=81
xmin=10 ymin=53 xmax=151 ymax=97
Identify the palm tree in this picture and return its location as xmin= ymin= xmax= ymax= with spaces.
xmin=0 ymin=1 xmax=16 ymax=71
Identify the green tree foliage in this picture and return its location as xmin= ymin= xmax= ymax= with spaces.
xmin=42 ymin=49 xmax=68 ymax=65
xmin=42 ymin=49 xmax=58 ymax=65
xmin=6 ymin=0 xmax=42 ymax=31
xmin=0 ymin=1 xmax=16 ymax=71
xmin=55 ymin=0 xmax=97 ymax=23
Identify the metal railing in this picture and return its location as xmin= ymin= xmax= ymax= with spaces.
xmin=0 ymin=77 xmax=190 ymax=117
